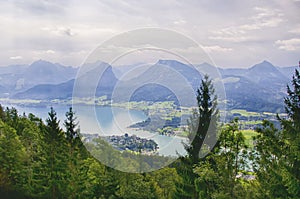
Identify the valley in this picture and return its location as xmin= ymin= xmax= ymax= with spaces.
xmin=0 ymin=59 xmax=296 ymax=113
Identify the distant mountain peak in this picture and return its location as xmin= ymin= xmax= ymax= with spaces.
xmin=31 ymin=59 xmax=53 ymax=65
xmin=250 ymin=60 xmax=277 ymax=72
xmin=246 ymin=60 xmax=288 ymax=84
xmin=261 ymin=60 xmax=272 ymax=64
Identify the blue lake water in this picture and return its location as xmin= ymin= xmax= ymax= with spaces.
xmin=5 ymin=104 xmax=186 ymax=156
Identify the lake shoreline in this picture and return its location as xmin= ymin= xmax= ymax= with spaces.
xmin=0 ymin=101 xmax=187 ymax=156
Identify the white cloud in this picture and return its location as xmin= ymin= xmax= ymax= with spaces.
xmin=173 ymin=19 xmax=186 ymax=25
xmin=289 ymin=27 xmax=300 ymax=34
xmin=0 ymin=0 xmax=299 ymax=67
xmin=46 ymin=50 xmax=55 ymax=54
xmin=251 ymin=7 xmax=284 ymax=28
xmin=249 ymin=7 xmax=284 ymax=29
xmin=10 ymin=56 xmax=23 ymax=60
xmin=209 ymin=6 xmax=284 ymax=42
xmin=41 ymin=26 xmax=76 ymax=37
xmin=209 ymin=27 xmax=252 ymax=42
xmin=202 ymin=45 xmax=233 ymax=53
xmin=275 ymin=38 xmax=300 ymax=51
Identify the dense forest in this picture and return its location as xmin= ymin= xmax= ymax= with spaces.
xmin=0 ymin=68 xmax=299 ymax=198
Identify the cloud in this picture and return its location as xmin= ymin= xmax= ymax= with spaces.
xmin=10 ymin=56 xmax=23 ymax=60
xmin=0 ymin=0 xmax=299 ymax=68
xmin=173 ymin=19 xmax=186 ymax=25
xmin=289 ymin=27 xmax=300 ymax=34
xmin=63 ymin=28 xmax=75 ymax=37
xmin=202 ymin=45 xmax=233 ymax=53
xmin=46 ymin=50 xmax=55 ymax=54
xmin=209 ymin=6 xmax=284 ymax=42
xmin=275 ymin=38 xmax=300 ymax=51
xmin=41 ymin=26 xmax=76 ymax=37
xmin=251 ymin=7 xmax=284 ymax=28
xmin=209 ymin=28 xmax=252 ymax=42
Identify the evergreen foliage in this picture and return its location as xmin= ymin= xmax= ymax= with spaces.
xmin=253 ymin=66 xmax=300 ymax=198
xmin=175 ymin=75 xmax=219 ymax=199
xmin=185 ymin=75 xmax=219 ymax=164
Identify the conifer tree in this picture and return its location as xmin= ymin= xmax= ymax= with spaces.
xmin=0 ymin=120 xmax=25 ymax=195
xmin=44 ymin=107 xmax=67 ymax=199
xmin=64 ymin=107 xmax=79 ymax=145
xmin=64 ymin=107 xmax=87 ymax=157
xmin=17 ymin=116 xmax=47 ymax=198
xmin=63 ymin=107 xmax=89 ymax=198
xmin=175 ymin=75 xmax=218 ymax=199
xmin=185 ymin=75 xmax=218 ymax=164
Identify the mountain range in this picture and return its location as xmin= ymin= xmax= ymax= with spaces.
xmin=0 ymin=59 xmax=297 ymax=112
xmin=0 ymin=60 xmax=77 ymax=96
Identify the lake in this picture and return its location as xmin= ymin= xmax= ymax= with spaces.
xmin=4 ymin=104 xmax=187 ymax=156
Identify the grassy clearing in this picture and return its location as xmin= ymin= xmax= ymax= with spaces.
xmin=241 ymin=129 xmax=258 ymax=147
xmin=231 ymin=109 xmax=261 ymax=117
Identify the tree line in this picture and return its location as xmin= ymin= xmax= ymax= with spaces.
xmin=0 ymin=67 xmax=300 ymax=198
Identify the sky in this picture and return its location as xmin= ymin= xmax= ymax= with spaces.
xmin=0 ymin=0 xmax=299 ymax=68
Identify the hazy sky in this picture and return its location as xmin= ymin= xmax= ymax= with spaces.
xmin=0 ymin=0 xmax=299 ymax=68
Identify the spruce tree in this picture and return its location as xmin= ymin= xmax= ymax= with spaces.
xmin=175 ymin=75 xmax=218 ymax=199
xmin=17 ymin=116 xmax=47 ymax=198
xmin=185 ymin=75 xmax=219 ymax=164
xmin=44 ymin=107 xmax=67 ymax=199
xmin=64 ymin=107 xmax=79 ymax=145
xmin=63 ymin=107 xmax=89 ymax=198
xmin=64 ymin=107 xmax=87 ymax=157
xmin=0 ymin=120 xmax=26 ymax=195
